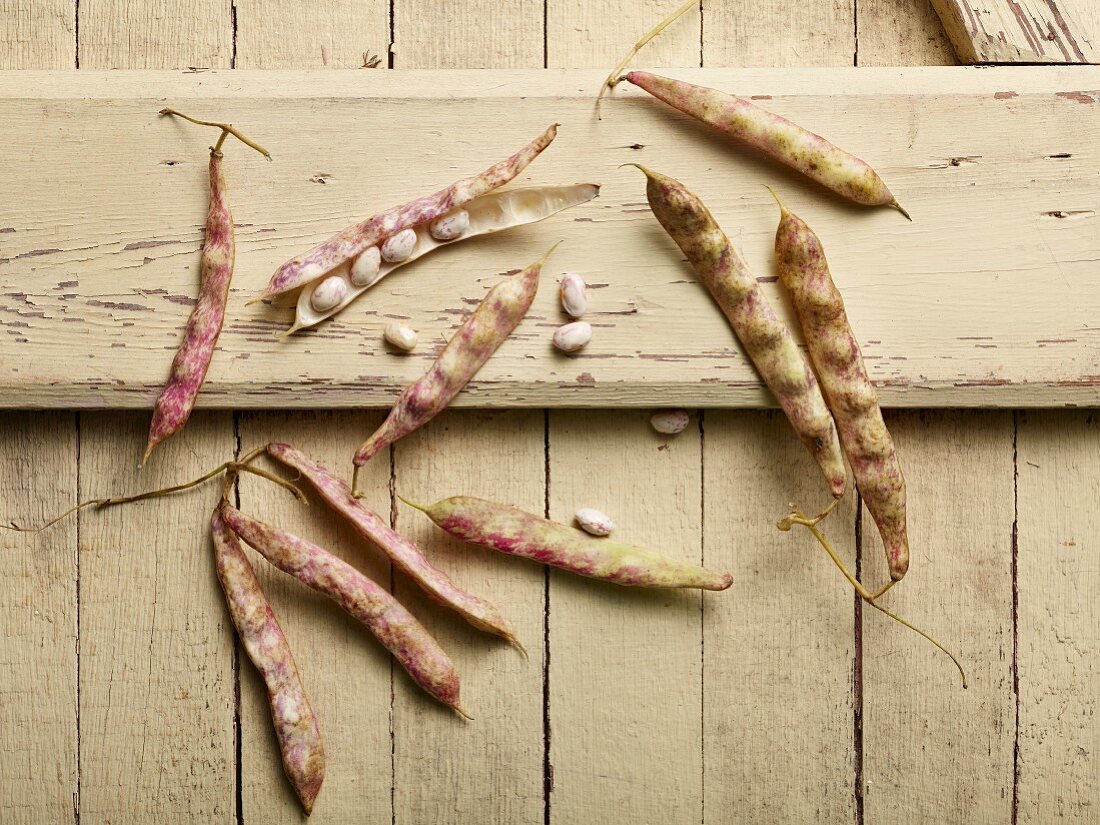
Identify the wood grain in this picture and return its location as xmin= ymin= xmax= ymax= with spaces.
xmin=1016 ymin=411 xmax=1099 ymax=822
xmin=0 ymin=414 xmax=78 ymax=825
xmin=393 ymin=411 xmax=545 ymax=824
xmin=702 ymin=0 xmax=855 ymax=66
xmin=546 ymin=0 xmax=701 ymax=68
xmin=76 ymin=0 xmax=231 ymax=68
xmin=78 ymin=411 xmax=236 ymax=822
xmin=0 ymin=0 xmax=74 ymax=69
xmin=547 ymin=410 xmax=703 ymax=823
xmin=391 ymin=0 xmax=544 ymax=68
xmin=857 ymin=0 xmax=958 ymax=66
xmin=931 ymin=0 xmax=1098 ymax=63
xmin=236 ymin=411 xmax=393 ymax=824
xmin=1 ymin=68 xmax=1098 ymax=409
xmin=703 ymin=411 xmax=857 ymax=823
xmin=234 ymin=0 xmax=390 ymax=69
xmin=860 ymin=411 xmax=1015 ymax=823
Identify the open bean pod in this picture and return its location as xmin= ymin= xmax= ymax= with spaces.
xmin=287 ymin=183 xmax=598 ymax=333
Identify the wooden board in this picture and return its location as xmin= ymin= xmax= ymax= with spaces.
xmin=931 ymin=0 xmax=1097 ymax=63
xmin=1 ymin=67 xmax=1099 ymax=409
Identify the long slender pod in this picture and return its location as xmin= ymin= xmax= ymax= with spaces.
xmin=632 ymin=165 xmax=846 ymax=498
xmin=265 ymin=442 xmax=524 ymax=654
xmin=219 ymin=502 xmax=466 ymax=713
xmin=403 ymin=495 xmax=733 ymax=591
xmin=262 ymin=124 xmax=559 ymax=298
xmin=352 ymin=244 xmax=554 ymax=474
xmin=770 ymin=190 xmax=908 ymax=580
xmin=211 ymin=508 xmax=325 ymax=814
xmin=621 ymin=72 xmax=908 ymax=216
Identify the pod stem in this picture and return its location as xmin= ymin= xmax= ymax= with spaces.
xmin=4 ymin=451 xmax=302 ymax=533
xmin=160 ymin=108 xmax=273 ymax=160
xmin=778 ymin=507 xmax=967 ymax=689
xmin=764 ymin=184 xmax=789 ymax=216
xmin=595 ymin=0 xmax=698 ymax=119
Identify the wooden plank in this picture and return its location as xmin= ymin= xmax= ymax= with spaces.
xmin=860 ymin=411 xmax=1015 ymax=823
xmin=702 ymin=0 xmax=855 ymax=66
xmin=546 ymin=0 xmax=700 ymax=68
xmin=857 ymin=0 xmax=958 ymax=66
xmin=76 ymin=0 xmax=231 ymax=69
xmin=1015 ymin=411 xmax=1099 ymax=822
xmin=546 ymin=410 xmax=702 ymax=823
xmin=391 ymin=0 xmax=543 ymax=68
xmin=931 ymin=0 xmax=1097 ymax=63
xmin=235 ymin=411 xmax=393 ymax=823
xmin=703 ymin=410 xmax=857 ymax=823
xmin=392 ymin=411 xmax=545 ymax=824
xmin=0 ymin=0 xmax=74 ymax=69
xmin=1 ymin=68 xmax=1098 ymax=409
xmin=234 ymin=0 xmax=390 ymax=69
xmin=78 ymin=411 xmax=236 ymax=822
xmin=0 ymin=414 xmax=78 ymax=825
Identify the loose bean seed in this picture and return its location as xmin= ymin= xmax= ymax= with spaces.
xmin=575 ymin=508 xmax=615 ymax=537
xmin=384 ymin=322 xmax=418 ymax=352
xmin=650 ymin=409 xmax=690 ymax=435
xmin=552 ymin=321 xmax=591 ymax=353
xmin=560 ymin=272 xmax=587 ymax=317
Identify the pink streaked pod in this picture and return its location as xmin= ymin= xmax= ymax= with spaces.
xmin=352 ymin=245 xmax=554 ymax=471
xmin=770 ymin=190 xmax=908 ymax=580
xmin=262 ymin=124 xmax=559 ymax=298
xmin=219 ymin=502 xmax=466 ymax=712
xmin=631 ymin=164 xmax=847 ymax=499
xmin=210 ymin=507 xmax=325 ymax=814
xmin=623 ymin=72 xmax=909 ymax=218
xmin=265 ymin=442 xmax=524 ymax=654
xmin=403 ymin=495 xmax=732 ymax=591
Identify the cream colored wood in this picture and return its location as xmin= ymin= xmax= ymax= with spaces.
xmin=0 ymin=68 xmax=1098 ymax=409
xmin=0 ymin=0 xmax=73 ymax=68
xmin=703 ymin=410 xmax=858 ymax=822
xmin=233 ymin=0 xmax=390 ymax=69
xmin=546 ymin=410 xmax=703 ymax=823
xmin=76 ymin=0 xmax=231 ymax=68
xmin=861 ymin=411 xmax=1015 ymax=822
xmin=392 ymin=410 xmax=545 ymax=824
xmin=702 ymin=0 xmax=855 ymax=66
xmin=546 ymin=0 xmax=700 ymax=68
xmin=931 ymin=0 xmax=1097 ymax=62
xmin=0 ymin=414 xmax=78 ymax=825
xmin=235 ymin=411 xmax=393 ymax=823
xmin=1016 ymin=411 xmax=1099 ymax=822
xmin=391 ymin=0 xmax=543 ymax=68
xmin=78 ymin=411 xmax=236 ymax=821
xmin=857 ymin=0 xmax=958 ymax=65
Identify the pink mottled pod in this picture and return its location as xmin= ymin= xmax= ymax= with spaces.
xmin=770 ymin=189 xmax=908 ymax=579
xmin=631 ymin=164 xmax=847 ymax=499
xmin=211 ymin=508 xmax=324 ymax=814
xmin=404 ymin=495 xmax=732 ymax=591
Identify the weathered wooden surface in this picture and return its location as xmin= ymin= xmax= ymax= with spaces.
xmin=931 ymin=0 xmax=1098 ymax=63
xmin=0 ymin=2 xmax=1096 ymax=824
xmin=1 ymin=68 xmax=1099 ymax=409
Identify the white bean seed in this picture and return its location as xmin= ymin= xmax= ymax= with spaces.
xmin=381 ymin=228 xmax=418 ymax=262
xmin=650 ymin=409 xmax=690 ymax=435
xmin=383 ymin=322 xmax=418 ymax=352
xmin=575 ymin=508 xmax=615 ymax=537
xmin=552 ymin=321 xmax=591 ymax=353
xmin=559 ymin=272 xmax=588 ymax=318
xmin=350 ymin=246 xmax=382 ymax=286
xmin=429 ymin=209 xmax=470 ymax=241
xmin=310 ymin=275 xmax=349 ymax=312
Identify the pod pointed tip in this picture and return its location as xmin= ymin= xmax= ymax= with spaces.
xmin=397 ymin=494 xmax=429 ymax=513
xmin=891 ymin=200 xmax=912 ymax=221
xmin=140 ymin=443 xmax=154 ymax=468
xmin=453 ymin=704 xmax=474 ymax=721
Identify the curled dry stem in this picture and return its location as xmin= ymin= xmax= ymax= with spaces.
xmin=5 ymin=453 xmax=303 ymax=533
xmin=159 ymin=107 xmax=273 ymax=160
xmin=595 ymin=0 xmax=697 ymax=119
xmin=777 ymin=508 xmax=967 ymax=689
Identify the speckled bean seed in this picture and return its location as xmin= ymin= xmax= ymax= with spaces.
xmin=350 ymin=246 xmax=381 ymax=287
xmin=575 ymin=508 xmax=615 ymax=537
xmin=384 ymin=322 xmax=418 ymax=352
xmin=310 ymin=275 xmax=349 ymax=312
xmin=560 ymin=272 xmax=587 ymax=318
xmin=429 ymin=209 xmax=470 ymax=241
xmin=381 ymin=228 xmax=418 ymax=262
xmin=650 ymin=409 xmax=690 ymax=435
xmin=553 ymin=321 xmax=591 ymax=353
